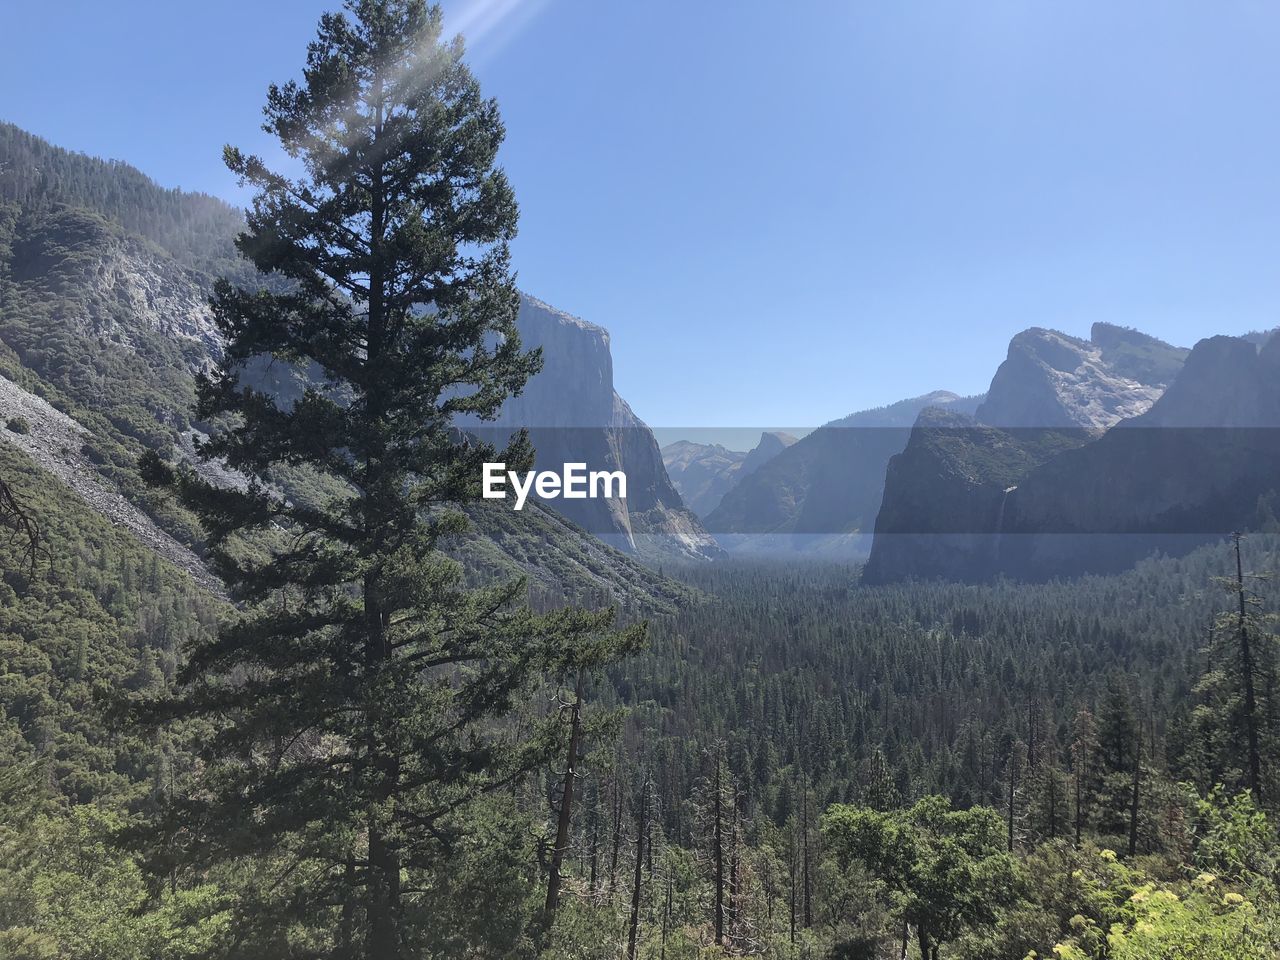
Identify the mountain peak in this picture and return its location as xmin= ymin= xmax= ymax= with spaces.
xmin=976 ymin=323 xmax=1183 ymax=431
xmin=739 ymin=431 xmax=797 ymax=476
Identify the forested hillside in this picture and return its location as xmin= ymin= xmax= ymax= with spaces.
xmin=6 ymin=417 xmax=1280 ymax=957
xmin=0 ymin=122 xmax=247 ymax=278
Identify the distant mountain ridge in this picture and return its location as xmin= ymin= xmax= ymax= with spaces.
xmin=661 ymin=431 xmax=797 ymax=518
xmin=704 ymin=391 xmax=983 ymax=545
xmin=865 ymin=330 xmax=1280 ymax=583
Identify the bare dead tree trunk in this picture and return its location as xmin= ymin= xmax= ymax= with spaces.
xmin=1235 ymin=533 xmax=1264 ymax=804
xmin=609 ymin=776 xmax=623 ymax=896
xmin=713 ymin=748 xmax=725 ymax=945
xmin=1007 ymin=752 xmax=1017 ymax=852
xmin=544 ymin=673 xmax=583 ymax=928
xmin=1074 ymin=768 xmax=1082 ymax=847
xmin=626 ymin=778 xmax=649 ymax=960
xmin=728 ymin=787 xmax=740 ymax=934
xmin=646 ymin=804 xmax=654 ymax=878
xmin=802 ymin=769 xmax=812 ymax=929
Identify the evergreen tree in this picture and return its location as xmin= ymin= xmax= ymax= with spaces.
xmin=1070 ymin=708 xmax=1100 ymax=845
xmin=1200 ymin=533 xmax=1277 ymax=804
xmin=139 ymin=2 xmax=639 ymax=955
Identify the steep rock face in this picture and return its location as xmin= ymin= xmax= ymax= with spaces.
xmin=498 ymin=295 xmax=616 ymax=427
xmin=865 ymin=334 xmax=1280 ymax=583
xmin=975 ymin=326 xmax=1184 ymax=431
xmin=9 ymin=208 xmax=220 ymax=359
xmin=1138 ymin=335 xmax=1277 ymax=428
xmin=993 ymin=333 xmax=1280 ymax=577
xmin=662 ymin=431 xmax=796 ymax=518
xmin=861 ymin=407 xmax=1084 ymax=583
xmin=706 ymin=391 xmax=982 ymax=543
xmin=482 ymin=296 xmax=720 ymax=561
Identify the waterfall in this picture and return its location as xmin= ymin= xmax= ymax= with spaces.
xmin=995 ymin=485 xmax=1017 ymax=537
xmin=992 ymin=485 xmax=1018 ymax=567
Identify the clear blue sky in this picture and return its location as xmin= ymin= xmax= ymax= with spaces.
xmin=4 ymin=1 xmax=1280 ymax=427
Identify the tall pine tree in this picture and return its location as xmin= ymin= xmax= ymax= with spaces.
xmin=141 ymin=2 xmax=640 ymax=955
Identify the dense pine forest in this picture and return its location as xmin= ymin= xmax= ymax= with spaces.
xmin=2 ymin=1 xmax=1280 ymax=958
xmin=5 ymin=446 xmax=1280 ymax=957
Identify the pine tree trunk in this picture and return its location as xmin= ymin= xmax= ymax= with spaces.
xmin=626 ymin=780 xmax=648 ymax=960
xmin=589 ymin=804 xmax=599 ymax=895
xmin=1074 ymin=770 xmax=1082 ymax=847
xmin=367 ymin=812 xmax=401 ymax=959
xmin=364 ymin=78 xmax=403 ymax=960
xmin=728 ymin=845 xmax=739 ymax=932
xmin=1007 ymin=756 xmax=1017 ymax=852
xmin=339 ymin=853 xmax=356 ymax=960
xmin=802 ymin=771 xmax=812 ymax=928
xmin=646 ymin=808 xmax=654 ymax=878
xmin=544 ymin=674 xmax=583 ymax=928
xmin=660 ymin=874 xmax=672 ymax=960
xmin=1048 ymin=770 xmax=1057 ymax=840
xmin=728 ymin=792 xmax=740 ymax=933
xmin=1235 ymin=534 xmax=1265 ymax=803
xmin=365 ymin=593 xmax=402 ymax=957
xmin=1128 ymin=731 xmax=1141 ymax=858
xmin=788 ymin=823 xmax=797 ymax=945
xmin=610 ymin=779 xmax=623 ymax=895
xmin=1028 ymin=698 xmax=1037 ymax=767
xmin=713 ymin=753 xmax=725 ymax=945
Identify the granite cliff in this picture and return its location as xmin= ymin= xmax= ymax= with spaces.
xmin=865 ymin=331 xmax=1280 ymax=583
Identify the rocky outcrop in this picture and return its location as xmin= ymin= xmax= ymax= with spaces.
xmin=662 ymin=441 xmax=745 ymax=517
xmin=476 ymin=295 xmax=720 ymax=562
xmin=9 ymin=207 xmax=220 ymax=362
xmin=974 ymin=326 xmax=1184 ymax=431
xmin=865 ymin=333 xmax=1280 ymax=583
xmin=740 ymin=431 xmax=796 ymax=476
xmin=861 ymin=407 xmax=1084 ymax=583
